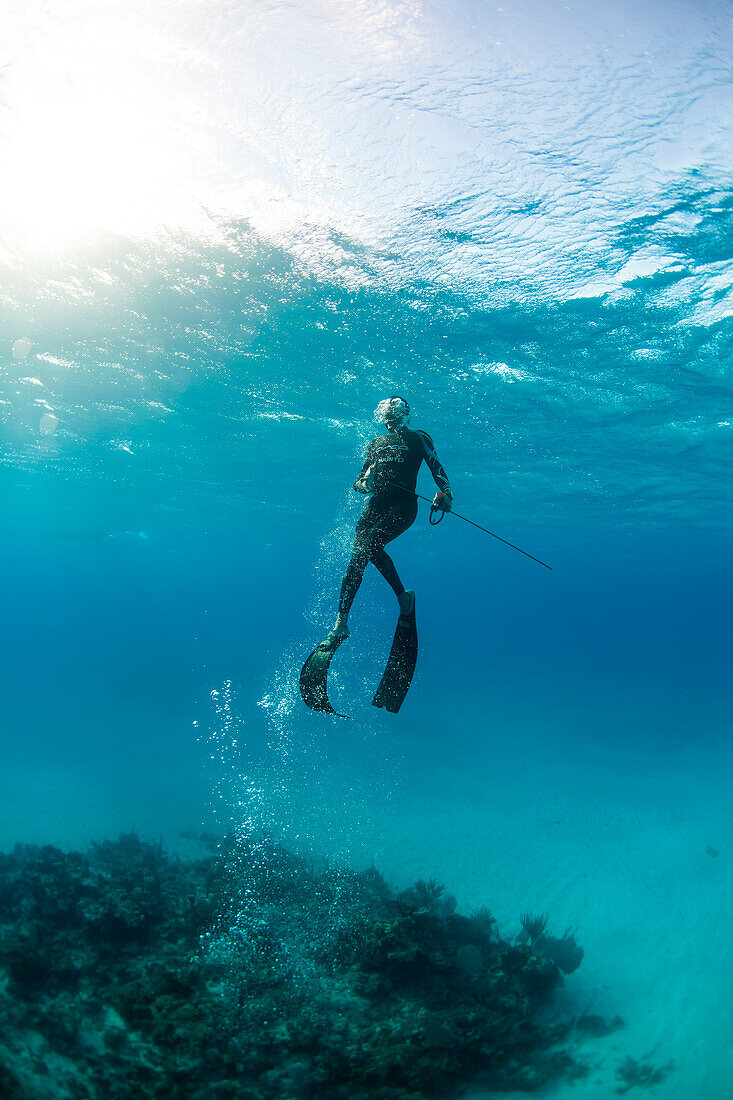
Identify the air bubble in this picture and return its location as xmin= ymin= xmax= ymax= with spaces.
xmin=13 ymin=338 xmax=32 ymax=359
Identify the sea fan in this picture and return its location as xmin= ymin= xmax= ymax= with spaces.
xmin=470 ymin=906 xmax=497 ymax=935
xmin=414 ymin=878 xmax=446 ymax=906
xmin=520 ymin=911 xmax=550 ymax=944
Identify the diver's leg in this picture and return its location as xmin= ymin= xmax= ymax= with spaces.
xmin=370 ymin=548 xmax=404 ymax=597
xmin=336 ymin=547 xmax=369 ymax=621
xmin=325 ymin=500 xmax=416 ymax=645
xmin=323 ymin=516 xmax=374 ymax=644
xmin=369 ymin=500 xmax=418 ymax=614
xmin=372 ymin=548 xmax=414 ymax=616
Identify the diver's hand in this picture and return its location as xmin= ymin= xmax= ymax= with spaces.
xmin=432 ymin=491 xmax=453 ymax=512
xmin=354 ymin=465 xmax=376 ymax=494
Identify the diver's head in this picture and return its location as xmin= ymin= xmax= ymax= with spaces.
xmin=375 ymin=394 xmax=410 ymax=430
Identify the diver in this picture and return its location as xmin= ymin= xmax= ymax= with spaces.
xmin=323 ymin=395 xmax=453 ymax=647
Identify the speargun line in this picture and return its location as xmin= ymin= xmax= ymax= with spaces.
xmin=388 ymin=482 xmax=553 ymax=571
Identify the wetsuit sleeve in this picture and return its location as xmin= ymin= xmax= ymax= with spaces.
xmin=353 ymin=441 xmax=376 ymax=493
xmin=416 ymin=431 xmax=452 ymax=496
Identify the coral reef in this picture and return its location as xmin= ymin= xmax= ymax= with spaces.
xmin=0 ymin=833 xmax=591 ymax=1099
xmin=574 ymin=1013 xmax=625 ymax=1038
xmin=532 ymin=929 xmax=584 ymax=974
xmin=615 ymin=1054 xmax=674 ymax=1094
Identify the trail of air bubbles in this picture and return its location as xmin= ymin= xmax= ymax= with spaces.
xmin=207 ymin=681 xmax=274 ymax=842
xmin=250 ymin=413 xmax=404 ymax=860
xmin=201 ymin=418 xmax=399 ymax=1005
xmin=203 ymin=454 xmax=366 ymax=859
xmin=257 ymin=417 xmax=373 ymax=753
xmin=202 ymin=674 xmax=373 ymax=1023
xmin=202 ymin=680 xmax=300 ymax=1012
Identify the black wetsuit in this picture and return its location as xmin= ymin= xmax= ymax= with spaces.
xmin=338 ymin=427 xmax=451 ymax=617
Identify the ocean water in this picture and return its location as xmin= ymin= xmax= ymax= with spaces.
xmin=2 ymin=0 xmax=732 ymax=1097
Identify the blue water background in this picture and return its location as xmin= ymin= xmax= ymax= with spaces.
xmin=3 ymin=240 xmax=731 ymax=778
xmin=1 ymin=1 xmax=732 ymax=1094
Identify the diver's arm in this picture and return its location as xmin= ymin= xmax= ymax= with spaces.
xmin=353 ymin=443 xmax=376 ymax=493
xmin=416 ymin=430 xmax=453 ymax=508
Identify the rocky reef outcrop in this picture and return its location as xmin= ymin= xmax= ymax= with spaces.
xmin=0 ymin=833 xmax=589 ymax=1099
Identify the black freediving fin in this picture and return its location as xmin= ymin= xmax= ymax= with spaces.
xmin=299 ymin=636 xmax=350 ymax=718
xmin=372 ymin=599 xmax=418 ymax=714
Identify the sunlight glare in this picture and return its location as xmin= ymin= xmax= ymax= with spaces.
xmin=0 ymin=24 xmax=189 ymax=247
